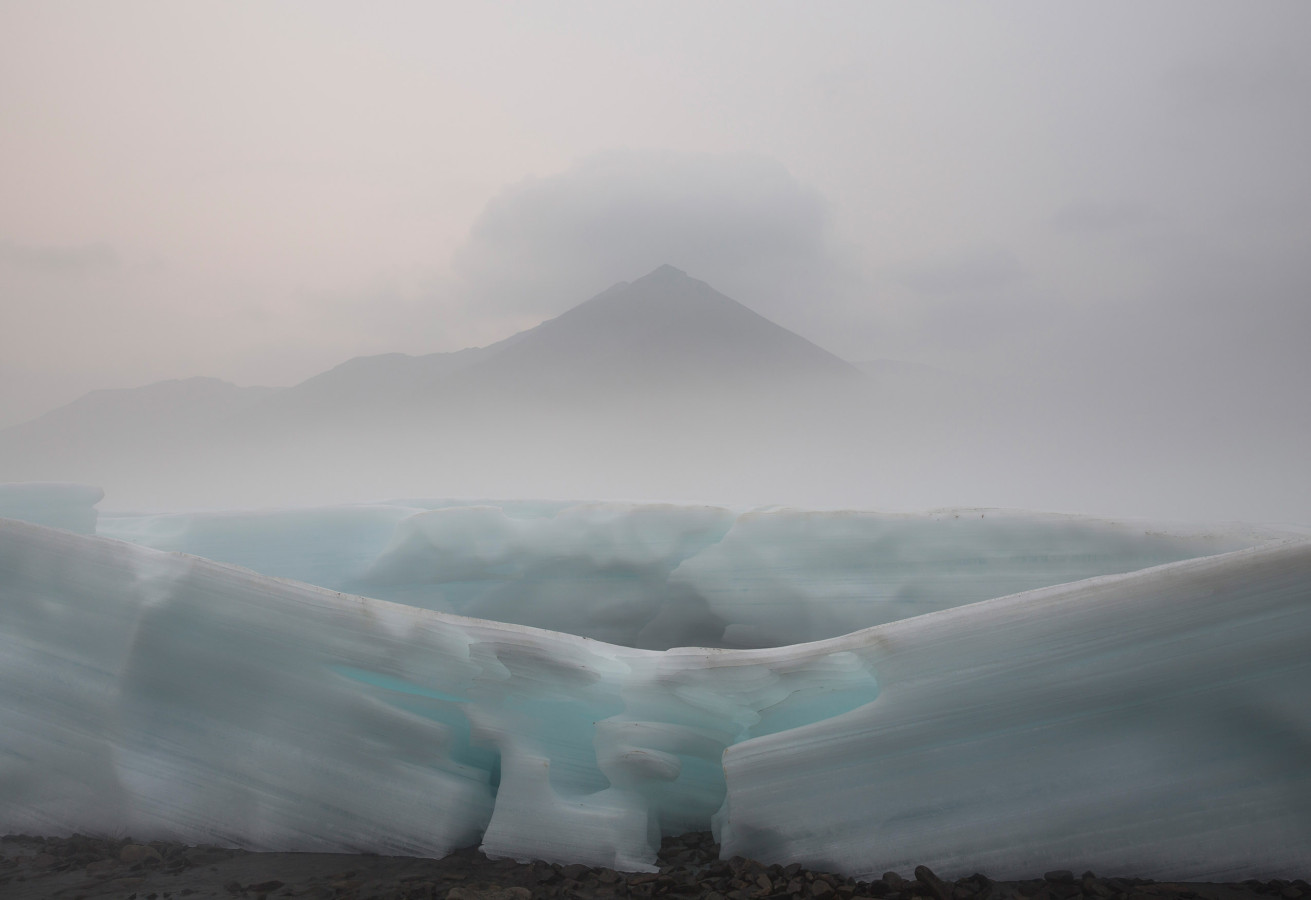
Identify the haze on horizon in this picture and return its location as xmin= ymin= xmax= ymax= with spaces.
xmin=1 ymin=2 xmax=1308 ymax=524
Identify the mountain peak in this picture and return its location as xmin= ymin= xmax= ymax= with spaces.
xmin=640 ymin=263 xmax=688 ymax=282
xmin=460 ymin=266 xmax=861 ymax=393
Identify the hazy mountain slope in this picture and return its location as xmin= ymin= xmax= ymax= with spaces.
xmin=0 ymin=267 xmax=876 ymax=508
xmin=0 ymin=377 xmax=276 ymax=452
xmin=0 ymin=377 xmax=280 ymax=491
xmin=234 ymin=346 xmax=493 ymax=428
xmin=448 ymin=265 xmax=861 ymax=398
xmin=236 ymin=265 xmax=865 ymax=429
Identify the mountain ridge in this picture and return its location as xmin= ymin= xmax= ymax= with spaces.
xmin=425 ymin=265 xmax=861 ymax=401
xmin=0 ymin=267 xmax=868 ymax=500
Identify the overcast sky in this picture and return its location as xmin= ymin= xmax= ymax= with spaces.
xmin=2 ymin=1 xmax=1309 ymax=426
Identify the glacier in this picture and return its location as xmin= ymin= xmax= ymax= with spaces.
xmin=0 ymin=481 xmax=102 ymax=534
xmin=96 ymin=500 xmax=1273 ymax=649
xmin=2 ymin=488 xmax=1311 ymax=880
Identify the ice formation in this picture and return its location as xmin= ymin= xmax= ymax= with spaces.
xmin=0 ymin=481 xmax=102 ymax=534
xmin=3 ymin=497 xmax=1311 ymax=879
xmin=98 ymin=501 xmax=1268 ymax=649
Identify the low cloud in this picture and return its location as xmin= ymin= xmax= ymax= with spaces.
xmin=889 ymin=249 xmax=1026 ymax=297
xmin=0 ymin=240 xmax=119 ymax=275
xmin=1048 ymin=201 xmax=1154 ymax=235
xmin=1163 ymin=57 xmax=1308 ymax=114
xmin=446 ymin=150 xmax=855 ymax=331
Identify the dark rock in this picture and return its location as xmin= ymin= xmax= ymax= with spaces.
xmin=916 ymin=866 xmax=951 ymax=900
xmin=446 ymin=888 xmax=532 ymax=900
xmin=122 ymin=844 xmax=166 ymax=866
xmin=86 ymin=858 xmax=121 ymax=879
xmin=4 ymin=830 xmax=1309 ymax=900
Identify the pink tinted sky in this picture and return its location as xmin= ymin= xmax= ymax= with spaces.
xmin=2 ymin=1 xmax=1309 ymax=426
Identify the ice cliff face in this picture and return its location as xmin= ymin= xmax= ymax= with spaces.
xmin=98 ymin=501 xmax=1270 ymax=650
xmin=2 ymin=506 xmax=1310 ymax=879
xmin=0 ymin=481 xmax=102 ymax=533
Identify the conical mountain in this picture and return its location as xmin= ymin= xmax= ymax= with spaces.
xmin=446 ymin=265 xmax=860 ymax=396
xmin=0 ymin=267 xmax=867 ymax=505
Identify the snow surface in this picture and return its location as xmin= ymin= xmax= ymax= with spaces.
xmin=3 ymin=506 xmax=1311 ymax=878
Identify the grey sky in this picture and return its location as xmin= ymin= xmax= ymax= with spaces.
xmin=2 ymin=1 xmax=1309 ymax=427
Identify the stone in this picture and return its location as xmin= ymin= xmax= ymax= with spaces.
xmin=447 ymin=887 xmax=532 ymax=900
xmin=916 ymin=866 xmax=952 ymax=900
xmin=86 ymin=858 xmax=120 ymax=879
xmin=121 ymin=844 xmax=165 ymax=866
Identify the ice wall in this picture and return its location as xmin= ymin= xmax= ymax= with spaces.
xmin=719 ymin=541 xmax=1311 ymax=880
xmin=2 ymin=515 xmax=1310 ymax=878
xmin=98 ymin=502 xmax=1270 ymax=649
xmin=98 ymin=502 xmax=423 ymax=586
xmin=0 ymin=481 xmax=102 ymax=534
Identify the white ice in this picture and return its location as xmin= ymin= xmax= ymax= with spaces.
xmin=2 ymin=497 xmax=1310 ymax=879
xmin=0 ymin=481 xmax=102 ymax=534
xmin=97 ymin=501 xmax=1273 ymax=649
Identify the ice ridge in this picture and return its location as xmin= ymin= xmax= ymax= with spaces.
xmin=2 ymin=515 xmax=1310 ymax=879
xmin=97 ymin=502 xmax=1273 ymax=650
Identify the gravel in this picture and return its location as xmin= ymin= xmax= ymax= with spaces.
xmin=3 ymin=832 xmax=1306 ymax=900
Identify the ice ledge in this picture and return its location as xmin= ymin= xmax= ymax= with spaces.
xmin=1 ymin=517 xmax=1309 ymax=879
xmin=0 ymin=481 xmax=103 ymax=533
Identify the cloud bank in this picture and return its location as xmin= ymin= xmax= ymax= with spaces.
xmin=445 ymin=150 xmax=856 ymax=343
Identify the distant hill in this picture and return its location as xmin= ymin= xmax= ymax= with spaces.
xmin=446 ymin=265 xmax=861 ymax=397
xmin=233 ymin=346 xmax=495 ymax=429
xmin=237 ymin=265 xmax=862 ymax=426
xmin=0 ymin=377 xmax=277 ymax=460
xmin=0 ymin=267 xmax=870 ymax=507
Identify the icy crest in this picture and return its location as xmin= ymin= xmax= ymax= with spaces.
xmin=99 ymin=501 xmax=1265 ymax=649
xmin=2 ymin=505 xmax=1311 ymax=879
xmin=0 ymin=481 xmax=102 ymax=533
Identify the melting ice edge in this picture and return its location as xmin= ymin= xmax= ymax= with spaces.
xmin=2 ymin=493 xmax=1310 ymax=881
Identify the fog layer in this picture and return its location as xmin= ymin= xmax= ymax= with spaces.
xmin=1 ymin=266 xmax=1304 ymax=525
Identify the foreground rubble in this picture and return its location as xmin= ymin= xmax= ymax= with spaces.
xmin=3 ymin=833 xmax=1308 ymax=900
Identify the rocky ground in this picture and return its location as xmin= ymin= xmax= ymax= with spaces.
xmin=2 ymin=832 xmax=1307 ymax=900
